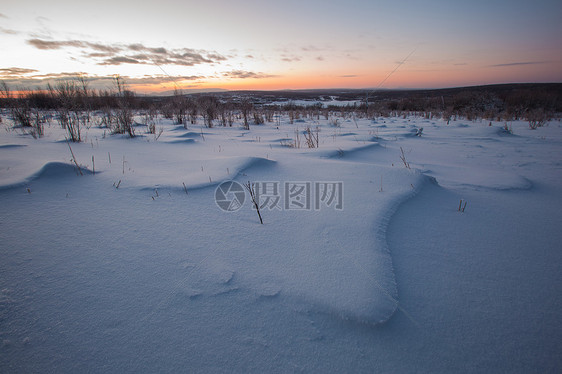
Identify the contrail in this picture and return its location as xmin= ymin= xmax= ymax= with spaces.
xmin=377 ymin=48 xmax=417 ymax=89
xmin=366 ymin=48 xmax=417 ymax=105
xmin=152 ymin=60 xmax=181 ymax=91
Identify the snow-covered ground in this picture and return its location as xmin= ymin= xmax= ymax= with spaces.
xmin=1 ymin=112 xmax=561 ymax=372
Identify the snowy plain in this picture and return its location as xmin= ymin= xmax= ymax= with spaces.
xmin=1 ymin=111 xmax=561 ymax=373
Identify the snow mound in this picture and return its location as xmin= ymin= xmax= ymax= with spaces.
xmin=0 ymin=144 xmax=27 ymax=149
xmin=422 ymin=165 xmax=533 ymax=191
xmin=322 ymin=142 xmax=383 ymax=160
xmin=31 ymin=161 xmax=92 ymax=178
xmin=0 ymin=161 xmax=91 ymax=190
xmin=127 ymin=156 xmax=276 ymax=190
xmin=173 ymin=131 xmax=204 ymax=139
xmin=167 ymin=138 xmax=197 ymax=144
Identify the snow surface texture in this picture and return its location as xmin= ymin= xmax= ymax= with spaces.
xmin=1 ymin=114 xmax=561 ymax=372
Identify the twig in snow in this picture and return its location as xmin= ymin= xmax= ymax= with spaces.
xmin=244 ymin=181 xmax=263 ymax=224
xmin=399 ymin=147 xmax=411 ymax=169
xmin=67 ymin=140 xmax=83 ymax=176
xmin=458 ymin=199 xmax=468 ymax=212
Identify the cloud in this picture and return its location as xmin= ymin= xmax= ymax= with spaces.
xmin=0 ymin=26 xmax=18 ymax=35
xmin=0 ymin=13 xmax=8 ymax=19
xmin=27 ymin=39 xmax=84 ymax=50
xmin=316 ymin=56 xmax=325 ymax=61
xmin=489 ymin=61 xmax=548 ymax=67
xmin=27 ymin=39 xmax=121 ymax=53
xmin=109 ymin=45 xmax=224 ymax=66
xmin=125 ymin=75 xmax=203 ymax=85
xmin=339 ymin=75 xmax=358 ymax=78
xmin=26 ymin=38 xmax=227 ymax=67
xmin=0 ymin=67 xmax=39 ymax=76
xmin=31 ymin=72 xmax=90 ymax=79
xmin=281 ymin=55 xmax=301 ymax=62
xmin=0 ymin=71 xmax=206 ymax=91
xmin=302 ymin=45 xmax=322 ymax=52
xmin=0 ymin=71 xmax=93 ymax=88
xmin=344 ymin=52 xmax=360 ymax=61
xmin=99 ymin=56 xmax=142 ymax=65
xmin=87 ymin=42 xmax=122 ymax=53
xmin=128 ymin=44 xmax=166 ymax=54
xmin=223 ymin=70 xmax=279 ymax=79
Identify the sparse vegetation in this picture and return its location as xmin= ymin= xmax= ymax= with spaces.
xmin=1 ymin=82 xmax=44 ymax=137
xmin=49 ymin=81 xmax=83 ymax=142
xmin=526 ymin=108 xmax=549 ymax=130
xmin=304 ymin=126 xmax=319 ymax=148
xmin=112 ymin=76 xmax=135 ymax=137
xmin=240 ymin=98 xmax=253 ymax=130
xmin=1 ymin=82 xmax=560 ymax=140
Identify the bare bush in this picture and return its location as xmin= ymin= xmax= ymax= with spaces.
xmin=240 ymin=98 xmax=253 ymax=130
xmin=527 ymin=108 xmax=549 ymax=130
xmin=197 ymin=95 xmax=218 ymax=128
xmin=29 ymin=111 xmax=45 ymax=138
xmin=304 ymin=126 xmax=319 ymax=148
xmin=143 ymin=106 xmax=158 ymax=134
xmin=112 ymin=76 xmax=135 ymax=137
xmin=1 ymin=82 xmax=36 ymax=131
xmin=253 ymin=111 xmax=265 ymax=125
xmin=49 ymin=81 xmax=82 ymax=142
xmin=172 ymin=89 xmax=188 ymax=126
xmin=329 ymin=117 xmax=340 ymax=127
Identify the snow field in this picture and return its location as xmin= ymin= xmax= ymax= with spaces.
xmin=1 ymin=113 xmax=561 ymax=372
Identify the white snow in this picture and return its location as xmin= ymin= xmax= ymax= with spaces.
xmin=1 ymin=112 xmax=561 ymax=372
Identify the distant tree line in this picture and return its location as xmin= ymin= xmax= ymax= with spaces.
xmin=366 ymin=84 xmax=561 ymax=123
xmin=1 ymin=80 xmax=560 ymax=141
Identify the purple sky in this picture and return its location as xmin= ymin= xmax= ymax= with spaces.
xmin=1 ymin=0 xmax=561 ymax=92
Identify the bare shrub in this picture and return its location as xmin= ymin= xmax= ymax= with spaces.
xmin=253 ymin=111 xmax=265 ymax=125
xmin=143 ymin=106 xmax=158 ymax=134
xmin=304 ymin=126 xmax=319 ymax=148
xmin=112 ymin=76 xmax=135 ymax=137
xmin=29 ymin=111 xmax=45 ymax=138
xmin=49 ymin=81 xmax=82 ymax=142
xmin=329 ymin=117 xmax=340 ymax=127
xmin=1 ymin=82 xmax=37 ymax=132
xmin=240 ymin=98 xmax=253 ymax=130
xmin=197 ymin=95 xmax=218 ymax=128
xmin=527 ymin=108 xmax=549 ymax=130
xmin=172 ymin=89 xmax=188 ymax=126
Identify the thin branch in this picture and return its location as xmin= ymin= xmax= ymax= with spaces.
xmin=244 ymin=181 xmax=263 ymax=224
xmin=67 ymin=140 xmax=83 ymax=176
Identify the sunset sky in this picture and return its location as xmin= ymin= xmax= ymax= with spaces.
xmin=1 ymin=0 xmax=561 ymax=93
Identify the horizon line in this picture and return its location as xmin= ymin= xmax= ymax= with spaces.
xmin=138 ymin=82 xmax=562 ymax=95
